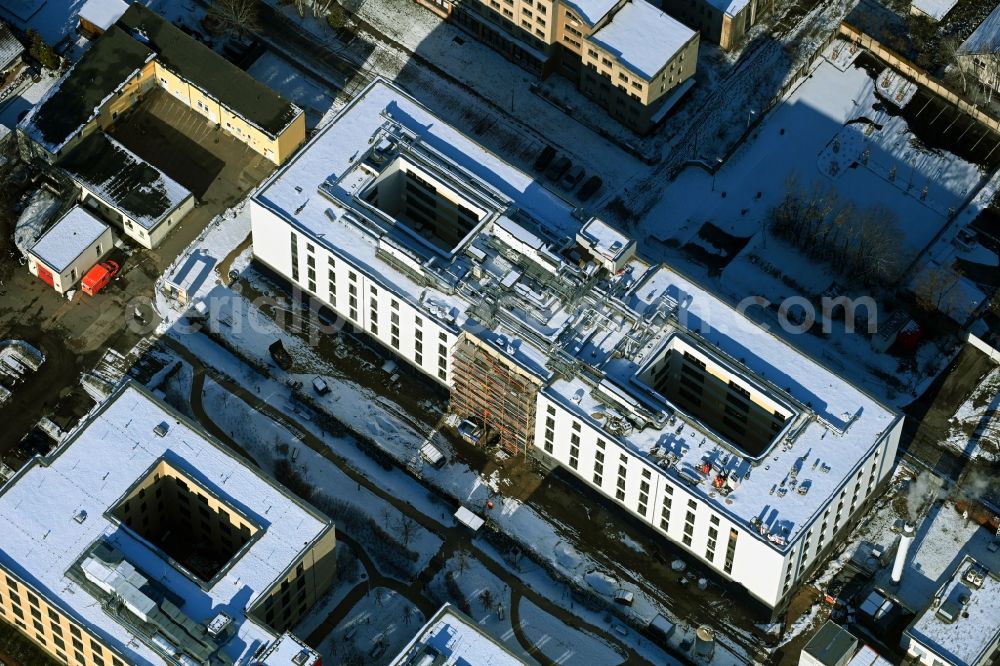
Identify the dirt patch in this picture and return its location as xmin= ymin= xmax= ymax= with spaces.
xmin=683 ymin=222 xmax=752 ymax=272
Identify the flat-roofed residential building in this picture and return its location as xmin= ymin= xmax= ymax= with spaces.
xmin=19 ymin=3 xmax=305 ymax=165
xmin=26 ymin=206 xmax=115 ymax=293
xmin=417 ymin=0 xmax=697 ymax=132
xmin=389 ymin=604 xmax=527 ymax=665
xmin=659 ymin=0 xmax=775 ymax=50
xmin=580 ymin=0 xmax=699 ymax=131
xmin=58 ymin=132 xmax=195 ymax=249
xmin=0 ymin=383 xmax=334 ymax=666
xmin=902 ymin=556 xmax=1000 ymax=666
xmin=250 ymin=78 xmax=902 ymax=615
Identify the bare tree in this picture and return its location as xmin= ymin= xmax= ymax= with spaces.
xmin=478 ymin=588 xmax=494 ymax=611
xmin=381 ymin=506 xmax=393 ymax=529
xmin=455 ymin=549 xmax=469 ymax=575
xmin=208 ymin=0 xmax=261 ymax=34
xmin=913 ymin=266 xmax=963 ymax=313
xmin=397 ymin=516 xmax=416 ymax=547
xmin=941 ymin=37 xmax=971 ymax=96
xmin=402 ymin=605 xmax=414 ymax=625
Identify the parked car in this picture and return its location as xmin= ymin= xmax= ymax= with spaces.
xmin=561 ymin=165 xmax=585 ymax=189
xmin=312 ymin=377 xmax=330 ymax=395
xmin=545 ymin=156 xmax=571 ymax=180
xmin=578 ymin=175 xmax=603 ymax=201
xmin=533 ymin=144 xmax=556 ymax=171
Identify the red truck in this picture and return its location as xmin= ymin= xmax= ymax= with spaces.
xmin=81 ymin=260 xmax=120 ymax=296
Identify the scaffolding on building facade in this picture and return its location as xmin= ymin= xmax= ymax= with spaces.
xmin=450 ymin=335 xmax=540 ymax=455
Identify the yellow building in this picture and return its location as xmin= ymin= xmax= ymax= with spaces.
xmin=21 ymin=3 xmax=305 ymax=166
xmin=0 ymin=383 xmax=334 ymax=665
xmin=417 ymin=0 xmax=698 ymax=132
xmin=579 ymin=0 xmax=699 ymax=132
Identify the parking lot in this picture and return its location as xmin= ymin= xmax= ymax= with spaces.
xmin=0 ymin=88 xmax=275 ymax=457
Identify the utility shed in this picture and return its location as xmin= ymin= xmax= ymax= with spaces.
xmin=59 ymin=132 xmax=194 ymax=249
xmin=800 ymin=622 xmax=859 ymax=666
xmin=78 ymin=0 xmax=129 ymax=36
xmin=27 ymin=206 xmax=114 ymax=294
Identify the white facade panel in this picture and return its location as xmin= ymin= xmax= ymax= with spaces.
xmin=250 ymin=201 xmax=454 ymax=386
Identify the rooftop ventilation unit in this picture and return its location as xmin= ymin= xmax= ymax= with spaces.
xmin=74 ymin=510 xmax=88 ymax=524
xmin=964 ymin=566 xmax=986 ymax=589
xmin=153 ymin=421 xmax=169 ymax=437
xmin=206 ymin=611 xmax=232 ymax=638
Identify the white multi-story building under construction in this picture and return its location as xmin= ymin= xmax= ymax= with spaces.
xmin=250 ymin=78 xmax=903 ymax=614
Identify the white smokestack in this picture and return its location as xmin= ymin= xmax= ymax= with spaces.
xmin=891 ymin=522 xmax=916 ymax=584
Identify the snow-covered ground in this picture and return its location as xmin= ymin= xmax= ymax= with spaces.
xmin=246 ymin=50 xmax=336 ymax=129
xmin=427 ymin=555 xmax=538 ymax=664
xmin=200 ymin=376 xmax=445 ymax=575
xmin=316 ymin=587 xmax=424 ymax=665
xmin=946 ymin=366 xmax=1000 ymax=463
xmin=0 ymin=69 xmax=60 ymax=131
xmin=641 ymin=52 xmax=982 ymax=266
xmin=519 ymin=598 xmax=624 ymax=665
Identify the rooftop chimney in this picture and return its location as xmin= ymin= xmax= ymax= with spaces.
xmin=891 ymin=521 xmax=916 ymax=584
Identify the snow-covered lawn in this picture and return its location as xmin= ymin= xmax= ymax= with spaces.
xmin=641 ymin=53 xmax=982 ymax=266
xmin=946 ymin=366 xmax=1000 ymax=463
xmin=316 ymin=587 xmax=424 ymax=665
xmin=200 ymin=376 xmax=445 ymax=576
xmin=427 ymin=555 xmax=537 ymax=663
xmin=519 ymin=598 xmax=624 ymax=665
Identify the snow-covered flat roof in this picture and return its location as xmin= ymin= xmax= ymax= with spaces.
xmin=254 ymin=78 xmax=899 ymax=553
xmin=547 ymin=262 xmax=899 ymax=547
xmin=905 ymin=555 xmax=1000 ymax=666
xmin=0 ymin=383 xmax=332 ymax=665
xmin=590 ymin=1 xmax=696 ymax=79
xmin=561 ymin=0 xmax=619 ymax=25
xmin=28 ymin=205 xmax=108 ymax=273
xmin=910 ymin=0 xmax=957 ymax=21
xmin=959 ymin=2 xmax=1000 ymax=55
xmin=704 ymin=0 xmax=752 ymax=16
xmin=79 ymin=0 xmax=128 ymax=31
xmin=59 ymin=132 xmax=193 ymax=230
xmin=389 ymin=604 xmax=526 ymax=665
